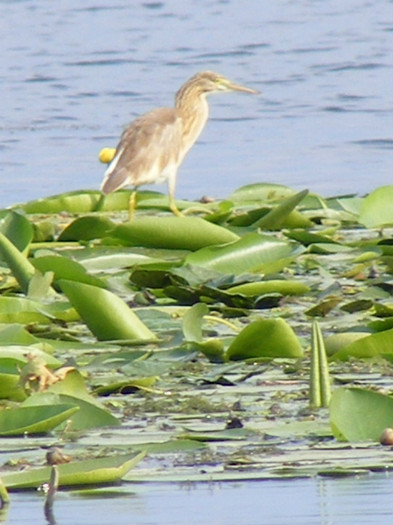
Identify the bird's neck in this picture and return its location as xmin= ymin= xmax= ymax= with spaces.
xmin=175 ymin=90 xmax=209 ymax=156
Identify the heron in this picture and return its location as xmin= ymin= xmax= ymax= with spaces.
xmin=99 ymin=71 xmax=258 ymax=218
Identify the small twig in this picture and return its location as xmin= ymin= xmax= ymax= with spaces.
xmin=43 ymin=447 xmax=71 ymax=524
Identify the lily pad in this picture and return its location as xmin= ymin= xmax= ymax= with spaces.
xmin=2 ymin=452 xmax=146 ymax=489
xmin=0 ymin=404 xmax=79 ymax=436
xmin=226 ymin=318 xmax=303 ymax=360
xmin=186 ymin=233 xmax=304 ymax=275
xmin=330 ymin=387 xmax=393 ymax=442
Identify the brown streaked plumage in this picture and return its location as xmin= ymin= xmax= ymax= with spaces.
xmin=100 ymin=71 xmax=259 ymax=217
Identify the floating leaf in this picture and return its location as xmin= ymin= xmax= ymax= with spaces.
xmin=226 ymin=318 xmax=303 ymax=360
xmin=112 ymin=216 xmax=239 ymax=250
xmin=2 ymin=452 xmax=146 ymax=489
xmin=33 ymin=254 xmax=106 ymax=288
xmin=330 ymin=388 xmax=393 ymax=442
xmin=16 ymin=190 xmax=135 ymax=214
xmin=0 ymin=296 xmax=51 ymax=324
xmin=58 ymin=215 xmax=116 ymax=241
xmin=186 ymin=233 xmax=304 ymax=275
xmin=228 ymin=183 xmax=296 ymax=204
xmin=23 ymin=370 xmax=120 ymax=430
xmin=0 ymin=211 xmax=33 ymax=253
xmin=0 ymin=404 xmax=79 ymax=436
xmin=59 ymin=279 xmax=156 ymax=341
xmin=182 ymin=303 xmax=209 ymax=342
xmin=331 ymin=327 xmax=393 ymax=360
xmin=358 ymin=186 xmax=393 ymax=228
xmin=226 ymin=280 xmax=310 ymax=297
xmin=253 ymin=189 xmax=309 ymax=229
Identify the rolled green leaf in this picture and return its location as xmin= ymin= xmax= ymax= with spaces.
xmin=226 ymin=280 xmax=310 ymax=297
xmin=112 ymin=216 xmax=239 ymax=250
xmin=0 ymin=232 xmax=36 ymax=294
xmin=310 ymin=320 xmax=331 ymax=408
xmin=58 ymin=279 xmax=156 ymax=341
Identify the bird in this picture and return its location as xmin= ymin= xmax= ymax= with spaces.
xmin=99 ymin=71 xmax=259 ymax=218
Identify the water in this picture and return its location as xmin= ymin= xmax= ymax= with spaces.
xmin=4 ymin=475 xmax=393 ymax=525
xmin=1 ymin=0 xmax=392 ymax=209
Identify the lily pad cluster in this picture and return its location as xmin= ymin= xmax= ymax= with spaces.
xmin=0 ymin=183 xmax=393 ymax=491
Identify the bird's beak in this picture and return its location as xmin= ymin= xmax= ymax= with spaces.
xmin=226 ymin=80 xmax=260 ymax=95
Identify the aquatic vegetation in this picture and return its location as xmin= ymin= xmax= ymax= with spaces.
xmin=0 ymin=182 xmax=393 ymax=501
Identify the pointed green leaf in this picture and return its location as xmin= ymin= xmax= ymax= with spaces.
xmin=0 ymin=211 xmax=33 ymax=253
xmin=182 ymin=303 xmax=209 ymax=342
xmin=58 ymin=279 xmax=156 ymax=341
xmin=310 ymin=321 xmax=331 ymax=408
xmin=0 ymin=232 xmax=36 ymax=294
xmin=253 ymin=189 xmax=309 ymax=229
xmin=226 ymin=318 xmax=303 ymax=360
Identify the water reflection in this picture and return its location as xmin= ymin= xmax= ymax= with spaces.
xmin=5 ymin=474 xmax=393 ymax=525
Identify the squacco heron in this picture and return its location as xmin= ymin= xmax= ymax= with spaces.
xmin=100 ymin=71 xmax=258 ymax=218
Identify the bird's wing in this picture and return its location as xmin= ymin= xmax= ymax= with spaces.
xmin=100 ymin=107 xmax=182 ymax=194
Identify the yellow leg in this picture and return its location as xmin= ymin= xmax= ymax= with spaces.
xmin=128 ymin=190 xmax=137 ymax=220
xmin=169 ymin=193 xmax=183 ymax=217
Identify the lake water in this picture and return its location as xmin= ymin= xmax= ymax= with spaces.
xmin=1 ymin=0 xmax=392 ymax=209
xmin=4 ymin=474 xmax=393 ymax=525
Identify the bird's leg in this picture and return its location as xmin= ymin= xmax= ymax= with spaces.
xmin=128 ymin=189 xmax=137 ymax=220
xmin=169 ymin=195 xmax=183 ymax=217
xmin=168 ymin=173 xmax=183 ymax=217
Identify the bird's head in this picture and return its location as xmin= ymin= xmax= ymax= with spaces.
xmin=176 ymin=71 xmax=259 ymax=103
xmin=191 ymin=71 xmax=259 ymax=95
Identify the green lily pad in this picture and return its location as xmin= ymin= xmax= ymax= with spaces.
xmin=358 ymin=186 xmax=393 ymax=228
xmin=0 ymin=404 xmax=79 ymax=436
xmin=186 ymin=233 xmax=304 ymax=275
xmin=330 ymin=387 xmax=393 ymax=442
xmin=2 ymin=452 xmax=146 ymax=489
xmin=58 ymin=215 xmax=116 ymax=241
xmin=226 ymin=318 xmax=303 ymax=360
